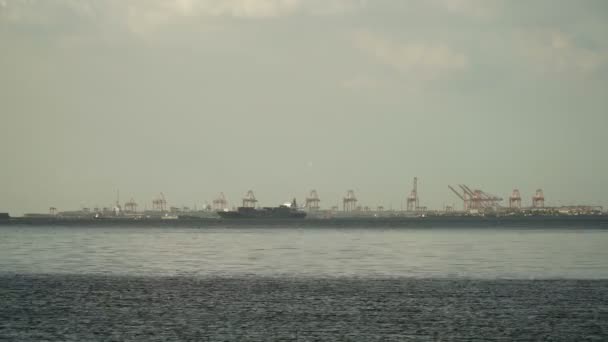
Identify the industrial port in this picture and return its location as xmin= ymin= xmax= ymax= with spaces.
xmin=5 ymin=177 xmax=603 ymax=222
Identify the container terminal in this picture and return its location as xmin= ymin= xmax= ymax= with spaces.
xmin=3 ymin=178 xmax=604 ymax=224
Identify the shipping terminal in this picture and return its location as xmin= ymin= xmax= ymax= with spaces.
xmin=2 ymin=178 xmax=606 ymax=225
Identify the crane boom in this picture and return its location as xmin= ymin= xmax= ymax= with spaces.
xmin=458 ymin=185 xmax=474 ymax=197
xmin=448 ymin=185 xmax=465 ymax=201
xmin=461 ymin=185 xmax=476 ymax=196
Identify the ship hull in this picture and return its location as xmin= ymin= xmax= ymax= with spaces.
xmin=217 ymin=207 xmax=306 ymax=219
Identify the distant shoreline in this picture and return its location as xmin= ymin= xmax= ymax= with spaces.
xmin=2 ymin=215 xmax=607 ymax=228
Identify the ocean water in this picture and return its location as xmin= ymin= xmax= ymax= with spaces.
xmin=1 ymin=225 xmax=607 ymax=340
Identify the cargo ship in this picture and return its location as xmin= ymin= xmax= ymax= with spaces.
xmin=217 ymin=199 xmax=306 ymax=219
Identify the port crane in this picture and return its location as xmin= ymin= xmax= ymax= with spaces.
xmin=213 ymin=193 xmax=228 ymax=210
xmin=305 ymin=190 xmax=320 ymax=210
xmin=509 ymin=189 xmax=522 ymax=209
xmin=448 ymin=185 xmax=467 ymax=210
xmin=343 ymin=190 xmax=357 ymax=212
xmin=448 ymin=184 xmax=502 ymax=210
xmin=532 ymin=189 xmax=545 ymax=208
xmin=406 ymin=177 xmax=420 ymax=211
xmin=152 ymin=193 xmax=167 ymax=212
xmin=242 ymin=190 xmax=258 ymax=208
xmin=124 ymin=198 xmax=138 ymax=212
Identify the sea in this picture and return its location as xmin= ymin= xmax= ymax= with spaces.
xmin=1 ymin=224 xmax=607 ymax=341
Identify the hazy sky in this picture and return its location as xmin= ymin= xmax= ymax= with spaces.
xmin=1 ymin=0 xmax=607 ymax=215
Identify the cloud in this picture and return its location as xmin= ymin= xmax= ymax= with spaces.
xmin=0 ymin=0 xmax=367 ymax=36
xmin=123 ymin=0 xmax=303 ymax=34
xmin=520 ymin=30 xmax=607 ymax=74
xmin=0 ymin=0 xmax=365 ymax=21
xmin=139 ymin=0 xmax=302 ymax=19
xmin=0 ymin=0 xmax=105 ymax=30
xmin=353 ymin=30 xmax=468 ymax=80
xmin=433 ymin=0 xmax=496 ymax=18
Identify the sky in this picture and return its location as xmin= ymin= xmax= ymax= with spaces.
xmin=1 ymin=0 xmax=607 ymax=215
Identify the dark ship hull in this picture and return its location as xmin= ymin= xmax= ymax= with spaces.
xmin=217 ymin=206 xmax=306 ymax=219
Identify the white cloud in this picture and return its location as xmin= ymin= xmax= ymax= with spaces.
xmin=520 ymin=30 xmax=607 ymax=74
xmin=353 ymin=30 xmax=468 ymax=80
